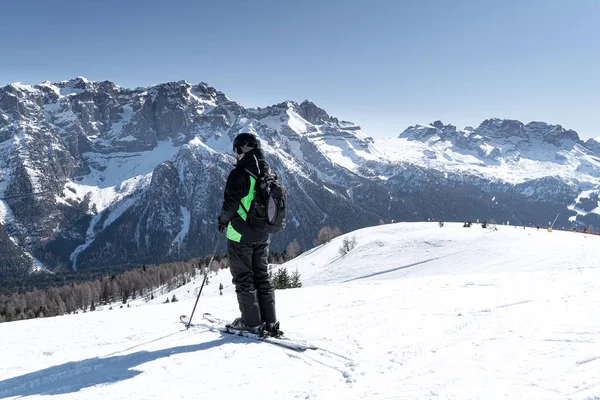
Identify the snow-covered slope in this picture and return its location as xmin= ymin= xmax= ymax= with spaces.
xmin=279 ymin=221 xmax=596 ymax=285
xmin=1 ymin=222 xmax=599 ymax=400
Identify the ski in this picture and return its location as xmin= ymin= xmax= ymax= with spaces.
xmin=179 ymin=313 xmax=317 ymax=352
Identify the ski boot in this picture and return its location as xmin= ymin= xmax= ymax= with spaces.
xmin=264 ymin=321 xmax=284 ymax=338
xmin=227 ymin=317 xmax=263 ymax=334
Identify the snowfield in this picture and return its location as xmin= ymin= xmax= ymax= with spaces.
xmin=372 ymin=136 xmax=600 ymax=186
xmin=1 ymin=222 xmax=599 ymax=400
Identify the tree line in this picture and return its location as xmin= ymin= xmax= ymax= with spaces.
xmin=0 ymin=262 xmax=187 ymax=322
xmin=0 ymin=256 xmax=221 ymax=323
xmin=0 ymin=231 xmax=337 ymax=324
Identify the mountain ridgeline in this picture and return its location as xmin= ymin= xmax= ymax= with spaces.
xmin=0 ymin=77 xmax=599 ymax=277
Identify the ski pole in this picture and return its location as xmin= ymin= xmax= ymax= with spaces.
xmin=550 ymin=213 xmax=560 ymax=229
xmin=184 ymin=233 xmax=223 ymax=328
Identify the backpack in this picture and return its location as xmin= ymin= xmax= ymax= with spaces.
xmin=240 ymin=168 xmax=286 ymax=233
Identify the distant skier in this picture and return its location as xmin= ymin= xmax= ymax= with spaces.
xmin=217 ymin=132 xmax=280 ymax=336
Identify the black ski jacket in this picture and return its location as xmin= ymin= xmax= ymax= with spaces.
xmin=218 ymin=148 xmax=270 ymax=244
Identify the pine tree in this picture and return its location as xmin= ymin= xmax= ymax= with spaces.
xmin=290 ymin=269 xmax=302 ymax=288
xmin=274 ymin=268 xmax=291 ymax=289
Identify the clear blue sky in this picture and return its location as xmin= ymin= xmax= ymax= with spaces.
xmin=1 ymin=0 xmax=599 ymax=139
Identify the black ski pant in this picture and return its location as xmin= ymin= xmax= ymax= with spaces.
xmin=227 ymin=239 xmax=276 ymax=327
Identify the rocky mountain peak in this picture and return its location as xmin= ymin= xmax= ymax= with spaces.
xmin=524 ymin=121 xmax=580 ymax=144
xmin=148 ymin=161 xmax=183 ymax=200
xmin=585 ymin=137 xmax=600 ymax=157
xmin=56 ymin=76 xmax=92 ymax=89
xmin=474 ymin=118 xmax=581 ymax=145
xmin=398 ymin=120 xmax=458 ymax=141
xmin=431 ymin=120 xmax=445 ymax=129
xmin=193 ymin=82 xmax=230 ymax=104
xmin=476 ymin=118 xmax=526 ymax=139
xmin=297 ymin=100 xmax=333 ymax=125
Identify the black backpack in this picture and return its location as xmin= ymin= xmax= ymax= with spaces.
xmin=240 ymin=168 xmax=286 ymax=233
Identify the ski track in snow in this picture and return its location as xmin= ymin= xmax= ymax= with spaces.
xmin=1 ymin=222 xmax=600 ymax=399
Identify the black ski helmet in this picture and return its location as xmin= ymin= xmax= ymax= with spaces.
xmin=233 ymin=132 xmax=261 ymax=155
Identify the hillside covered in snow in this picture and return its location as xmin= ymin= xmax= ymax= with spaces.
xmin=0 ymin=222 xmax=599 ymax=400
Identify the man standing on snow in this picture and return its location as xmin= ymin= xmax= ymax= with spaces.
xmin=217 ymin=132 xmax=280 ymax=336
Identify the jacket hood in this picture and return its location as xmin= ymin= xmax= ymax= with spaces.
xmin=236 ymin=148 xmax=269 ymax=176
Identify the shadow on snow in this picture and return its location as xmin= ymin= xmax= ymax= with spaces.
xmin=342 ymin=252 xmax=462 ymax=283
xmin=0 ymin=335 xmax=229 ymax=398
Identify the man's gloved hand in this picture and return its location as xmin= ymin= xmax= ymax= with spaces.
xmin=218 ymin=218 xmax=228 ymax=233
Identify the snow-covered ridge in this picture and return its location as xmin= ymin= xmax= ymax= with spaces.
xmin=372 ymin=118 xmax=600 ymax=186
xmin=3 ymin=77 xmax=597 ymax=187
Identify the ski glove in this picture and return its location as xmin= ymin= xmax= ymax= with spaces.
xmin=218 ymin=217 xmax=228 ymax=233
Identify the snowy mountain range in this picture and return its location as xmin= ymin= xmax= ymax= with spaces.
xmin=1 ymin=77 xmax=599 ymax=275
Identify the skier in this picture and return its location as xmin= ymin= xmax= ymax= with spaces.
xmin=217 ymin=132 xmax=280 ymax=336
